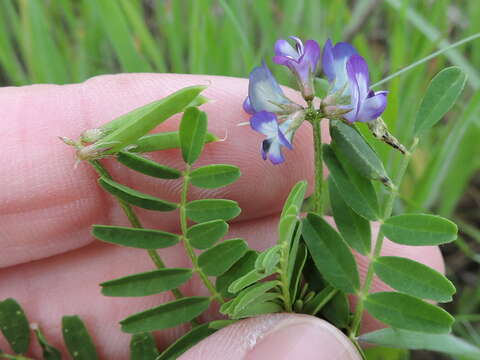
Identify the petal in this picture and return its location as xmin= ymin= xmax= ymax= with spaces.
xmin=333 ymin=42 xmax=358 ymax=61
xmin=277 ymin=127 xmax=293 ymax=150
xmin=346 ymin=54 xmax=370 ymax=100
xmin=248 ymin=61 xmax=290 ymax=113
xmin=274 ymin=39 xmax=298 ymax=59
xmin=266 ymin=140 xmax=285 ymax=164
xmin=356 ymin=91 xmax=388 ymax=122
xmin=302 ymin=40 xmax=321 ymax=73
xmin=322 ymin=39 xmax=335 ymax=82
xmin=243 ymin=96 xmax=255 ymax=114
xmin=250 ymin=111 xmax=279 ymax=137
xmin=331 ymin=42 xmax=358 ymax=94
xmin=272 ymin=55 xmax=292 ymax=66
xmin=261 ymin=139 xmax=271 ymax=160
xmin=289 ymin=36 xmax=305 ymax=55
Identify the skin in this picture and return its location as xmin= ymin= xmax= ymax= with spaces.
xmin=0 ymin=74 xmax=444 ymax=359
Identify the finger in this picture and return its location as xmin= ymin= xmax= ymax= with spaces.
xmin=0 ymin=73 xmax=326 ymax=268
xmin=180 ymin=314 xmax=361 ymax=360
xmin=0 ymin=216 xmax=443 ymax=359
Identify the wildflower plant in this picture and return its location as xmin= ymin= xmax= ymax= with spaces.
xmin=1 ymin=35 xmax=479 ymax=360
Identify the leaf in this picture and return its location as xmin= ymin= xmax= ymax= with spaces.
xmin=234 ymin=301 xmax=283 ymax=319
xmin=120 ymin=297 xmax=211 ymax=333
xmin=381 ymin=214 xmax=458 ymax=246
xmin=62 ymin=315 xmax=99 ymax=360
xmin=32 ymin=325 xmax=62 ymax=360
xmin=280 ymin=180 xmax=307 ymax=218
xmin=0 ymin=298 xmax=30 ymax=354
xmin=360 ymin=328 xmax=480 ymax=359
xmin=288 ymin=242 xmax=307 ymax=302
xmin=303 ymin=286 xmax=337 ymax=315
xmin=117 ymin=151 xmax=181 ymax=179
xmin=255 ymin=245 xmax=281 ymax=274
xmin=414 ymin=66 xmax=467 ymax=134
xmin=186 ymin=199 xmax=241 ymax=223
xmin=373 ymin=256 xmax=455 ymax=302
xmin=92 ymin=225 xmax=180 ymax=249
xmin=330 ymin=120 xmax=391 ymax=186
xmin=179 ymin=107 xmax=207 ymax=164
xmin=100 ymin=268 xmax=193 ymax=297
xmin=302 ymin=213 xmax=360 ymax=293
xmin=157 ymin=321 xmax=233 ymax=360
xmin=82 ymin=85 xmax=207 ymax=156
xmin=190 ymin=164 xmax=241 ymax=188
xmin=198 ymin=239 xmax=248 ymax=276
xmin=131 ymin=131 xmax=218 ymax=153
xmin=328 ymin=178 xmax=371 ymax=255
xmin=216 ymin=250 xmax=258 ymax=298
xmin=99 ymin=177 xmax=178 ymax=211
xmin=278 ymin=213 xmax=299 ymax=246
xmin=364 ymin=292 xmax=454 ymax=333
xmin=187 ymin=220 xmax=229 ymax=249
xmin=227 ymin=269 xmax=274 ymax=294
xmin=221 ymin=281 xmax=278 ymax=317
xmin=130 ymin=333 xmax=159 ymax=360
xmin=321 ymin=291 xmax=350 ymax=329
xmin=323 ymin=144 xmax=379 ymax=220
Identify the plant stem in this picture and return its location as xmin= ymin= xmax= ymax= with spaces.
xmin=348 ymin=137 xmax=419 ymax=339
xmin=180 ymin=164 xmax=224 ymax=304
xmin=278 ymin=243 xmax=293 ymax=312
xmin=89 ymin=160 xmax=184 ymax=300
xmin=312 ymin=117 xmax=324 ymax=214
xmin=0 ymin=354 xmax=33 ymax=360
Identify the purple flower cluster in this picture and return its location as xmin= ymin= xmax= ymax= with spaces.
xmin=244 ymin=37 xmax=387 ymax=164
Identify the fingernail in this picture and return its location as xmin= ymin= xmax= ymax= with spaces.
xmin=245 ymin=317 xmax=361 ymax=360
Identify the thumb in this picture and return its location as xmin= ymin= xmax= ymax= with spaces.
xmin=179 ymin=314 xmax=361 ymax=360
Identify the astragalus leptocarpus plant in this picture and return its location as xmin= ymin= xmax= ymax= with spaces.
xmin=1 ymin=35 xmax=477 ymax=360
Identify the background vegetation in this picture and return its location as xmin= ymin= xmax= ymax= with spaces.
xmin=0 ymin=0 xmax=478 ymax=358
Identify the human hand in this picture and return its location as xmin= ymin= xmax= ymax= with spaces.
xmin=0 ymin=74 xmax=444 ymax=359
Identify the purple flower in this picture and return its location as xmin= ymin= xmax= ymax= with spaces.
xmin=322 ymin=39 xmax=358 ymax=95
xmin=343 ymin=55 xmax=388 ymax=123
xmin=243 ymin=61 xmax=296 ymax=115
xmin=250 ymin=111 xmax=294 ymax=164
xmin=322 ymin=39 xmax=387 ymax=123
xmin=273 ymin=36 xmax=320 ymax=100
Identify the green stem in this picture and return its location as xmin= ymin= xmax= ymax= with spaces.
xmin=89 ymin=160 xmax=184 ymax=300
xmin=0 ymin=354 xmax=33 ymax=360
xmin=312 ymin=118 xmax=324 ymax=215
xmin=180 ymin=164 xmax=224 ymax=304
xmin=278 ymin=243 xmax=293 ymax=312
xmin=348 ymin=137 xmax=419 ymax=339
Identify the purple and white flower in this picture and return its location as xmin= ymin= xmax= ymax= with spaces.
xmin=250 ymin=111 xmax=294 ymax=164
xmin=273 ymin=36 xmax=320 ymax=100
xmin=322 ymin=39 xmax=387 ymax=123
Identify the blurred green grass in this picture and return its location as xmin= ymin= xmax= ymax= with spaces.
xmin=0 ymin=0 xmax=478 ymax=358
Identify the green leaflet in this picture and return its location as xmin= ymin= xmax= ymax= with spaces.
xmin=255 ymin=245 xmax=281 ymax=274
xmin=288 ymin=242 xmax=307 ymax=302
xmin=302 ymin=213 xmax=360 ymax=294
xmin=62 ymin=316 xmax=99 ymax=360
xmin=364 ymin=292 xmax=454 ymax=333
xmin=330 ymin=120 xmax=392 ymax=186
xmin=116 ymin=151 xmax=181 ymax=179
xmin=190 ymin=164 xmax=241 ymax=188
xmin=320 ymin=291 xmax=350 ymax=329
xmin=198 ymin=239 xmax=248 ymax=276
xmin=100 ymin=268 xmax=193 ymax=297
xmin=360 ymin=328 xmax=480 ymax=359
xmin=92 ymin=225 xmax=180 ymax=249
xmin=0 ymin=298 xmax=30 ymax=354
xmin=120 ymin=297 xmax=211 ymax=333
xmin=381 ymin=214 xmax=458 ymax=246
xmin=179 ymin=107 xmax=207 ymax=164
xmin=373 ymin=256 xmax=455 ymax=302
xmin=414 ymin=66 xmax=467 ymax=134
xmin=32 ymin=326 xmax=62 ymax=360
xmin=131 ymin=131 xmax=218 ymax=153
xmin=80 ymin=85 xmax=207 ymax=152
xmin=130 ymin=333 xmax=159 ymax=360
xmin=228 ymin=269 xmax=275 ymax=294
xmin=303 ymin=286 xmax=337 ymax=315
xmin=233 ymin=300 xmax=283 ymax=319
xmin=323 ymin=144 xmax=379 ymax=221
xmin=328 ymin=178 xmax=371 ymax=255
xmin=185 ymin=199 xmax=241 ymax=223
xmin=187 ymin=219 xmax=229 ymax=249
xmin=216 ymin=250 xmax=258 ymax=298
xmin=280 ymin=180 xmax=307 ymax=218
xmin=99 ymin=177 xmax=178 ymax=211
xmin=157 ymin=321 xmax=234 ymax=360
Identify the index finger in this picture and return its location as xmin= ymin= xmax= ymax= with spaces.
xmin=0 ymin=73 xmax=323 ymax=268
